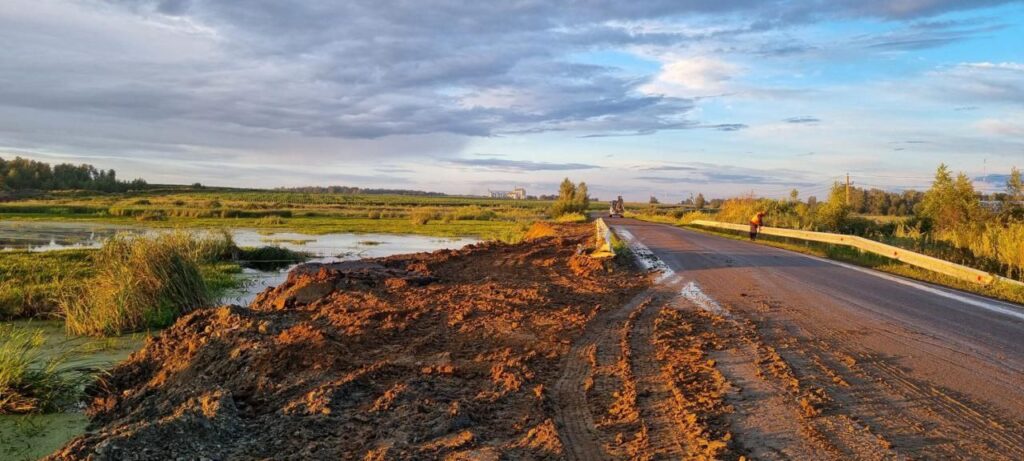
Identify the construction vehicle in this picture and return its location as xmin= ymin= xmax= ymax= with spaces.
xmin=608 ymin=196 xmax=625 ymax=218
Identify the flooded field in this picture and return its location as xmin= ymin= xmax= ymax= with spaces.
xmin=0 ymin=321 xmax=148 ymax=460
xmin=0 ymin=221 xmax=477 ymax=459
xmin=224 ymin=230 xmax=477 ymax=305
xmin=0 ymin=221 xmax=477 ymax=306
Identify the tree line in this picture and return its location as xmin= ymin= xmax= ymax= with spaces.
xmin=0 ymin=156 xmax=147 ymax=193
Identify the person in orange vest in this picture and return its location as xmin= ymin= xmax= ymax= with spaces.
xmin=749 ymin=211 xmax=766 ymax=241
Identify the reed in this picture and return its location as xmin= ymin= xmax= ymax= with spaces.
xmin=61 ymin=231 xmax=232 ymax=336
xmin=0 ymin=325 xmax=92 ymax=414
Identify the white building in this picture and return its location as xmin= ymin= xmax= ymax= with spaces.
xmin=489 ymin=187 xmax=527 ymax=200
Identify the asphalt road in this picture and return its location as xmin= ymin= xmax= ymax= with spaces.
xmin=607 ymin=217 xmax=1024 ymax=422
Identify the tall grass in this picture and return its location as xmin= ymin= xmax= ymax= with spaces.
xmin=61 ymin=231 xmax=233 ymax=336
xmin=0 ymin=325 xmax=91 ymax=414
xmin=554 ymin=212 xmax=588 ymax=223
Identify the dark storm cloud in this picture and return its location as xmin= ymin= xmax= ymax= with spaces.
xmin=449 ymin=158 xmax=602 ymax=172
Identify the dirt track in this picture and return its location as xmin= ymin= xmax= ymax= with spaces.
xmin=42 ymin=220 xmax=1024 ymax=460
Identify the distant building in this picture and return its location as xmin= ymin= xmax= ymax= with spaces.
xmin=488 ymin=187 xmax=527 ymax=200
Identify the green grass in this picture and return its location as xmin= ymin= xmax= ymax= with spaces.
xmin=236 ymin=246 xmax=309 ymax=271
xmin=554 ymin=212 xmax=588 ymax=223
xmin=0 ymin=250 xmax=94 ymax=320
xmin=0 ymin=190 xmax=552 ymax=241
xmin=0 ymin=325 xmax=92 ymax=414
xmin=682 ymin=223 xmax=1024 ymax=306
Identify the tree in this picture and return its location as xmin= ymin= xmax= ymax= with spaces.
xmin=815 ymin=182 xmax=851 ymax=231
xmin=575 ymin=182 xmax=591 ymax=210
xmin=549 ymin=178 xmax=589 ymax=217
xmin=919 ymin=164 xmax=983 ymax=231
xmin=866 ymin=188 xmax=890 ymax=215
xmin=1007 ymin=167 xmax=1023 ymax=202
xmin=789 ymin=189 xmax=799 ymax=202
xmin=0 ymin=156 xmax=144 ymax=192
xmin=694 ymin=193 xmax=706 ymax=210
xmin=649 ymin=196 xmax=659 ymax=204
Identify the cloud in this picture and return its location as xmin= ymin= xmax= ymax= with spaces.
xmin=0 ymin=0 xmax=1020 ymax=193
xmin=448 ymin=158 xmax=603 ymax=172
xmin=632 ymin=162 xmax=821 ymax=187
xmin=641 ymin=56 xmax=741 ymax=97
xmin=922 ymin=61 xmax=1024 ymax=106
xmin=784 ymin=116 xmax=821 ymax=123
xmin=636 ymin=165 xmax=699 ymax=171
xmin=975 ymin=117 xmax=1024 ymax=137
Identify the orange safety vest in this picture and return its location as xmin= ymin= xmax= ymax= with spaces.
xmin=750 ymin=214 xmax=763 ymax=226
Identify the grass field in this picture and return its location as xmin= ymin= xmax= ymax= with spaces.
xmin=0 ymin=188 xmax=562 ymax=241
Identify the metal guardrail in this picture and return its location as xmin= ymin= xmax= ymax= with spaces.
xmin=592 ymin=218 xmax=615 ymax=258
xmin=691 ymin=219 xmax=1024 ymax=288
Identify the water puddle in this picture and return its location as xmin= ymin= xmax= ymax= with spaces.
xmin=222 ymin=230 xmax=477 ymax=305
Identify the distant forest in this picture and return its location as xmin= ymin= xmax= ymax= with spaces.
xmin=0 ymin=156 xmax=147 ymax=193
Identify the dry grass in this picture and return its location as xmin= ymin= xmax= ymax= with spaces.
xmin=61 ymin=231 xmax=233 ymax=336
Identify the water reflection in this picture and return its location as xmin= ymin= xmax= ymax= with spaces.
xmin=0 ymin=221 xmax=477 ymax=306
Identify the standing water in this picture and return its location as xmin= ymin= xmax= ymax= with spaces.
xmin=0 ymin=221 xmax=477 ymax=305
xmin=223 ymin=230 xmax=477 ymax=305
xmin=0 ymin=221 xmax=478 ymax=459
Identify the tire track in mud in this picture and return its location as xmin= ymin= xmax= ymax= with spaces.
xmin=735 ymin=293 xmax=1024 ymax=460
xmin=552 ymin=289 xmax=655 ymax=461
xmin=628 ymin=291 xmax=689 ymax=460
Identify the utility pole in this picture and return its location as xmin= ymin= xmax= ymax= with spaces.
xmin=845 ymin=173 xmax=851 ymax=206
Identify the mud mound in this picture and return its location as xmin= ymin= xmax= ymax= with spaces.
xmin=523 ymin=221 xmax=557 ymax=241
xmin=47 ymin=224 xmax=647 ymax=460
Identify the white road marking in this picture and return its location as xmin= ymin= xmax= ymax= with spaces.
xmin=795 ymin=252 xmax=1024 ymax=322
xmin=618 ymin=222 xmax=1024 ymax=322
xmin=616 ymin=228 xmax=675 ymax=283
xmin=680 ymin=281 xmax=729 ymax=316
xmin=615 ymin=228 xmax=730 ymax=316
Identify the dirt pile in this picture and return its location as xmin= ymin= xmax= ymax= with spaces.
xmin=46 ymin=224 xmax=648 ymax=460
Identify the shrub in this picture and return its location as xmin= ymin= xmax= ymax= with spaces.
xmin=237 ymin=246 xmax=308 ymax=271
xmin=367 ymin=210 xmax=382 ymax=219
xmin=61 ymin=232 xmax=230 ymax=336
xmin=410 ymin=209 xmax=437 ymax=226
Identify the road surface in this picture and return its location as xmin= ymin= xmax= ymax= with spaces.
xmin=591 ymin=217 xmax=1024 ymax=459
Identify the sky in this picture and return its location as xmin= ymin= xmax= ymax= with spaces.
xmin=1 ymin=0 xmax=1022 ymax=201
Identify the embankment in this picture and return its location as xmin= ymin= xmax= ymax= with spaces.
xmin=46 ymin=223 xmax=648 ymax=460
